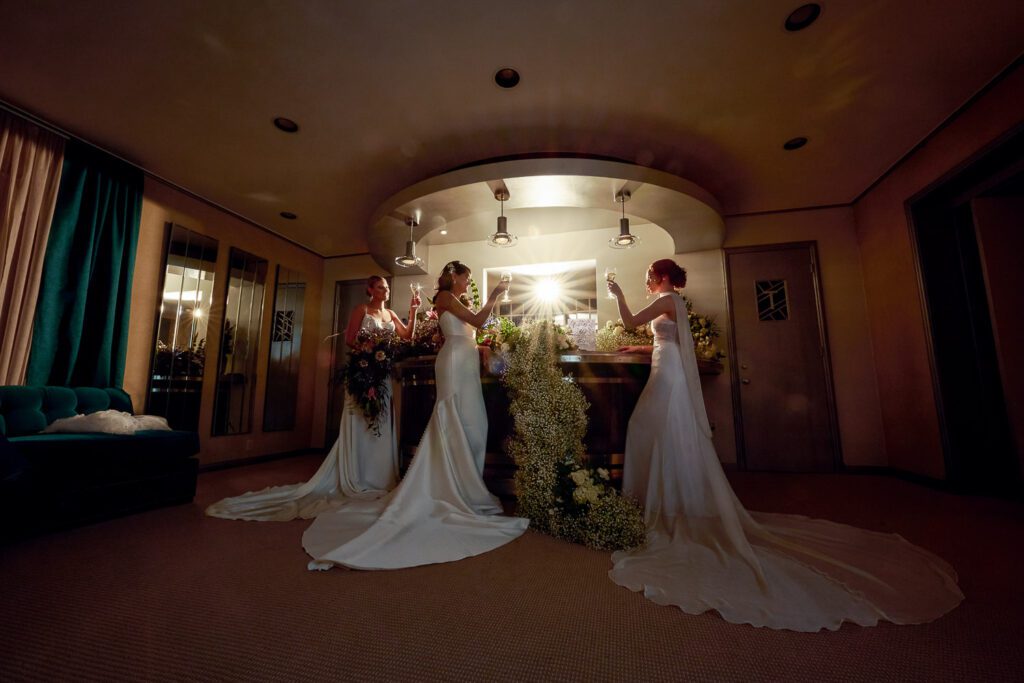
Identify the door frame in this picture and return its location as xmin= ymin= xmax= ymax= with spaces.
xmin=724 ymin=240 xmax=842 ymax=472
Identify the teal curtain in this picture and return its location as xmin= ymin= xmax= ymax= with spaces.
xmin=25 ymin=141 xmax=142 ymax=388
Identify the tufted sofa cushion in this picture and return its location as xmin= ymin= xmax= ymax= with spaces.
xmin=0 ymin=386 xmax=139 ymax=436
xmin=42 ymin=387 xmax=77 ymax=424
xmin=0 ymin=386 xmax=47 ymax=437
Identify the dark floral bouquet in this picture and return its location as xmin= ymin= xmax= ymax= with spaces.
xmin=409 ymin=308 xmax=444 ymax=356
xmin=342 ymin=327 xmax=403 ymax=435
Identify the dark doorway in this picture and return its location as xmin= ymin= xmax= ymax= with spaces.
xmin=909 ymin=127 xmax=1024 ymax=496
xmin=725 ymin=242 xmax=840 ymax=472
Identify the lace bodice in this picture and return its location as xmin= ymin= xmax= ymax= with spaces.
xmin=652 ymin=316 xmax=678 ymax=346
xmin=361 ymin=312 xmax=395 ymax=333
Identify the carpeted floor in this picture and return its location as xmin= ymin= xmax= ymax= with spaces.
xmin=1 ymin=454 xmax=1022 ymax=682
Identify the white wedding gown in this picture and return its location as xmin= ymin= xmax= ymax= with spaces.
xmin=205 ymin=314 xmax=398 ymax=522
xmin=302 ymin=311 xmax=529 ymax=570
xmin=609 ymin=293 xmax=963 ymax=631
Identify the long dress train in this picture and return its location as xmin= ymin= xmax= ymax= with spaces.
xmin=609 ymin=293 xmax=963 ymax=631
xmin=302 ymin=311 xmax=529 ymax=570
xmin=205 ymin=314 xmax=398 ymax=522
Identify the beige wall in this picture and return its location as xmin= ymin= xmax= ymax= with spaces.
xmin=724 ymin=207 xmax=886 ymax=468
xmin=854 ymin=64 xmax=1024 ymax=478
xmin=127 ymin=178 xmax=323 ymax=465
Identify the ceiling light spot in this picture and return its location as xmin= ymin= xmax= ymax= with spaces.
xmin=440 ymin=229 xmax=448 ymax=235
xmin=280 ymin=211 xmax=297 ymax=220
xmin=785 ymin=4 xmax=821 ymax=32
xmin=783 ymin=137 xmax=808 ymax=151
xmin=273 ymin=117 xmax=299 ymax=133
xmin=494 ymin=67 xmax=521 ymax=89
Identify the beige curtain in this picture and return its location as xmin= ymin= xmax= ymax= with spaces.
xmin=0 ymin=111 xmax=65 ymax=385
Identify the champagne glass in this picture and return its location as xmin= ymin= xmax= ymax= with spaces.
xmin=605 ymin=267 xmax=617 ymax=299
xmin=500 ymin=271 xmax=512 ymax=303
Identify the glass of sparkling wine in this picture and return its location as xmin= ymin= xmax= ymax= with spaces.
xmin=605 ymin=267 xmax=617 ymax=298
xmin=500 ymin=271 xmax=512 ymax=303
xmin=409 ymin=282 xmax=421 ymax=303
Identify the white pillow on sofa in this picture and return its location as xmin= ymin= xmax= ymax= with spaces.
xmin=41 ymin=410 xmax=171 ymax=435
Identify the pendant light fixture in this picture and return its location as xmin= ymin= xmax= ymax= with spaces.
xmin=488 ymin=189 xmax=517 ymax=247
xmin=394 ymin=217 xmax=423 ymax=268
xmin=609 ymin=190 xmax=639 ymax=249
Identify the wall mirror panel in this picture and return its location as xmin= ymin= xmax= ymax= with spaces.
xmin=148 ymin=224 xmax=218 ymax=430
xmin=263 ymin=266 xmax=306 ymax=432
xmin=212 ymin=248 xmax=268 ymax=436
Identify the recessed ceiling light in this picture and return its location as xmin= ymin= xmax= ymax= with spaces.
xmin=280 ymin=211 xmax=297 ymax=220
xmin=494 ymin=67 xmax=521 ymax=89
xmin=273 ymin=117 xmax=299 ymax=133
xmin=783 ymin=137 xmax=808 ymax=151
xmin=440 ymin=229 xmax=448 ymax=235
xmin=785 ymin=3 xmax=821 ymax=31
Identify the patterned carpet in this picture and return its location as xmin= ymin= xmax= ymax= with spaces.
xmin=1 ymin=454 xmax=1021 ymax=682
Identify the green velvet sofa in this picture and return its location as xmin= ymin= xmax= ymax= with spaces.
xmin=0 ymin=385 xmax=199 ymax=539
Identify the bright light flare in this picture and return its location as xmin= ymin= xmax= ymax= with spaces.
xmin=534 ymin=278 xmax=562 ymax=303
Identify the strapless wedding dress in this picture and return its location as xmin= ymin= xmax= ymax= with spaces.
xmin=302 ymin=311 xmax=528 ymax=570
xmin=609 ymin=293 xmax=963 ymax=631
xmin=205 ymin=314 xmax=398 ymax=522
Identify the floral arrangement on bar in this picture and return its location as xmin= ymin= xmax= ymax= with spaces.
xmin=502 ymin=320 xmax=645 ymax=551
xmin=341 ymin=327 xmax=403 ymax=436
xmin=595 ymin=296 xmax=725 ymax=361
xmin=683 ymin=296 xmax=725 ymax=361
xmin=476 ymin=315 xmax=523 ymax=354
xmin=595 ymin=318 xmax=654 ymax=351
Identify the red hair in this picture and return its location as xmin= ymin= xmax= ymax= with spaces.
xmin=648 ymin=259 xmax=687 ymax=288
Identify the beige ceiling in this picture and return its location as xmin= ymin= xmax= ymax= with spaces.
xmin=1 ymin=0 xmax=1021 ymax=258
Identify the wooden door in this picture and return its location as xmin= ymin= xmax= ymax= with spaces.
xmin=726 ymin=243 xmax=839 ymax=471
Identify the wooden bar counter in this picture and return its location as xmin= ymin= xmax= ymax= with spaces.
xmin=393 ymin=352 xmax=723 ymax=496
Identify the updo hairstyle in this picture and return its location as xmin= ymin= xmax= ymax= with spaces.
xmin=436 ymin=260 xmax=472 ymax=292
xmin=365 ymin=274 xmax=386 ymax=297
xmin=648 ymin=259 xmax=687 ymax=289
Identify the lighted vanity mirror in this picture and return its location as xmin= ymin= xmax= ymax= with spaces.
xmin=147 ymin=224 xmax=218 ymax=430
xmin=212 ymin=248 xmax=268 ymax=436
xmin=263 ymin=266 xmax=306 ymax=432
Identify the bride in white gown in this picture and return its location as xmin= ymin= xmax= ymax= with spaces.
xmin=302 ymin=261 xmax=528 ymax=570
xmin=606 ymin=259 xmax=963 ymax=632
xmin=205 ymin=275 xmax=419 ymax=522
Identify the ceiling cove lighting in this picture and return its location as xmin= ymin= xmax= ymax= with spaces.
xmin=488 ymin=189 xmax=518 ymax=247
xmin=394 ymin=217 xmax=423 ymax=268
xmin=609 ymin=190 xmax=639 ymax=249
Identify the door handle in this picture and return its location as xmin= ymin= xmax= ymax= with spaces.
xmin=741 ymin=378 xmax=751 ymax=384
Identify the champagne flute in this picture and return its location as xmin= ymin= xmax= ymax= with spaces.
xmin=605 ymin=267 xmax=617 ymax=299
xmin=500 ymin=271 xmax=512 ymax=303
xmin=409 ymin=282 xmax=421 ymax=311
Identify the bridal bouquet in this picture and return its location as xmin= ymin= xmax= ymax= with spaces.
xmin=342 ymin=327 xmax=402 ymax=436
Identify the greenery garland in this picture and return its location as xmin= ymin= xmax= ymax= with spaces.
xmin=502 ymin=321 xmax=646 ymax=550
